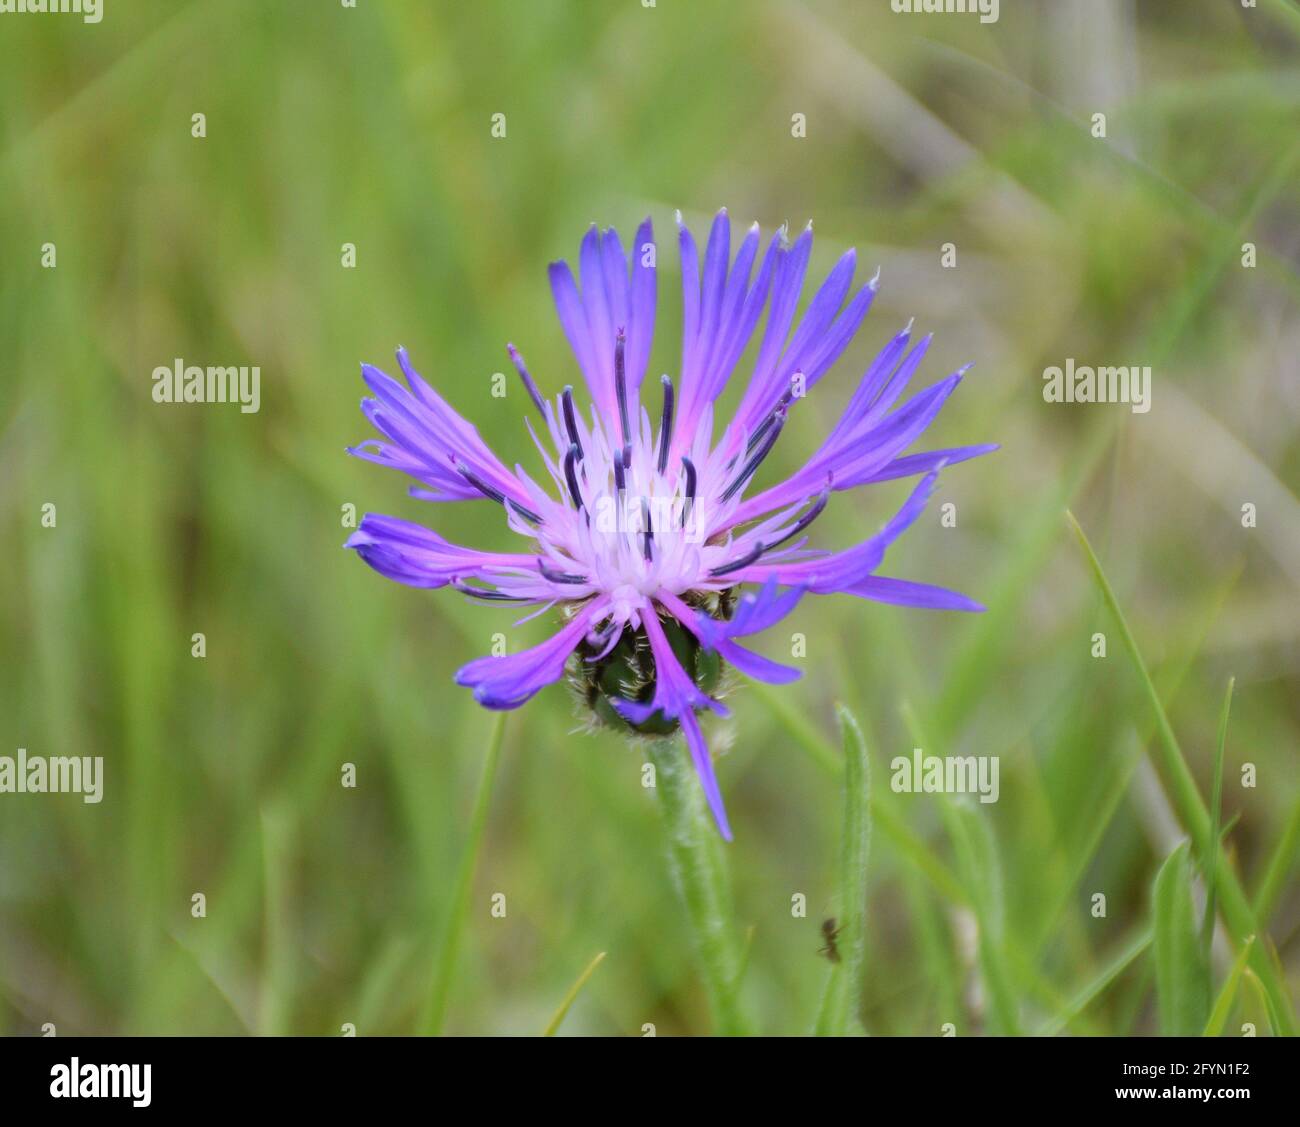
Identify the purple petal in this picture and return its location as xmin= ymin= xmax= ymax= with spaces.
xmin=726 ymin=579 xmax=806 ymax=636
xmin=627 ymin=217 xmax=657 ymax=392
xmin=729 ymin=372 xmax=962 ymax=526
xmin=680 ymin=708 xmax=733 ymax=841
xmin=821 ymin=373 xmax=964 ymax=490
xmin=580 ymin=225 xmax=615 ymax=390
xmin=456 ymin=603 xmax=604 ymax=710
xmin=736 ymin=471 xmax=939 ymax=593
xmin=600 ymin=227 xmax=630 ymax=345
xmin=353 ymin=356 xmax=529 ymax=506
xmin=821 ymin=326 xmax=914 ymax=451
xmin=711 ymin=228 xmax=779 ymax=390
xmin=658 ymin=583 xmax=803 ymax=685
xmin=609 ymin=696 xmax=659 ymax=725
xmin=735 ymin=245 xmax=856 ymax=435
xmin=702 ymin=220 xmax=758 ymax=382
xmin=846 ymin=575 xmax=985 ymax=612
xmin=346 ymin=514 xmax=532 ymax=589
xmin=855 ymin=333 xmax=934 ymax=429
xmin=715 ymin=638 xmax=802 ymax=684
xmin=548 ymin=259 xmax=604 ymax=414
xmin=692 ymin=209 xmax=732 ymax=388
xmin=863 ymin=443 xmax=999 ymax=484
xmin=677 ymin=215 xmax=701 ymax=391
xmin=797 ymin=282 xmax=877 ymax=390
xmin=744 ymin=224 xmax=812 ymax=403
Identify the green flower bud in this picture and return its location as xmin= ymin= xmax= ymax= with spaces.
xmin=568 ymin=591 xmax=735 ymax=736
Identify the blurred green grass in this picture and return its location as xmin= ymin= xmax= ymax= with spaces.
xmin=1 ymin=0 xmax=1298 ymax=1035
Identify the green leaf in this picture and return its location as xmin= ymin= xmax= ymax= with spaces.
xmin=1201 ymin=677 xmax=1233 ymax=950
xmin=1152 ymin=841 xmax=1211 ymax=1036
xmin=1203 ymin=936 xmax=1255 ymax=1038
xmin=813 ymin=705 xmax=872 ymax=1036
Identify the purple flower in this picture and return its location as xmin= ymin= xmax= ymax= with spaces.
xmin=347 ymin=209 xmax=995 ymax=841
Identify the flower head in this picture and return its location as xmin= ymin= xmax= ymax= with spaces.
xmin=347 ymin=209 xmax=995 ymax=840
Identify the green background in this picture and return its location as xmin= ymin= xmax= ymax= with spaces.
xmin=2 ymin=0 xmax=1298 ymax=1035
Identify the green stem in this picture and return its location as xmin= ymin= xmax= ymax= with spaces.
xmin=649 ymin=737 xmax=754 ymax=1036
xmin=813 ymin=705 xmax=871 ymax=1036
xmin=422 ymin=711 xmax=506 ymax=1036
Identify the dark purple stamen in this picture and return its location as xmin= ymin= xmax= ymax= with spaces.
xmin=657 ymin=374 xmax=674 ymax=474
xmin=507 ymin=344 xmax=546 ymax=415
xmin=746 ymin=383 xmax=796 ymax=455
xmin=538 ymin=560 xmax=588 ymax=585
xmin=454 ymin=459 xmax=504 ymax=504
xmin=614 ymin=329 xmax=630 ymax=445
xmin=710 ymin=540 xmax=765 ymax=577
xmin=745 ymin=418 xmax=773 ymax=457
xmin=456 ymin=460 xmax=543 ymax=524
xmin=613 ymin=450 xmax=626 ymax=493
xmin=561 ymin=386 xmax=584 ymax=460
xmin=452 ymin=579 xmax=529 ymax=602
xmin=641 ymin=497 xmax=654 ymax=561
xmin=722 ymin=405 xmax=787 ymax=502
xmin=681 ymin=455 xmax=697 ymax=528
xmin=622 ymin=443 xmax=632 ymax=469
xmin=507 ymin=499 xmax=542 ymax=526
xmin=764 ymin=488 xmax=829 ymax=552
xmin=563 ymin=444 xmax=583 ymax=509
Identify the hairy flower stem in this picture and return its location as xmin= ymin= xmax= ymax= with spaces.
xmin=650 ymin=737 xmax=755 ymax=1036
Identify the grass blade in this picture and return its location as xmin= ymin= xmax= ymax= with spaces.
xmin=1153 ymin=841 xmax=1211 ymax=1036
xmin=1066 ymin=510 xmax=1297 ymax=1034
xmin=421 ymin=711 xmax=507 ymax=1036
xmin=1253 ymin=799 xmax=1300 ymax=930
xmin=1203 ymin=936 xmax=1256 ymax=1038
xmin=1242 ymin=966 xmax=1285 ymax=1037
xmin=1038 ymin=929 xmax=1152 ymax=1037
xmin=541 ymin=951 xmax=607 ymax=1036
xmin=1201 ymin=677 xmax=1233 ymax=950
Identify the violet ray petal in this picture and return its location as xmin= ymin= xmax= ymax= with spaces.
xmin=455 ymin=602 xmax=606 ymax=709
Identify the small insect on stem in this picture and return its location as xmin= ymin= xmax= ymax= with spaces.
xmin=818 ymin=917 xmax=842 ymax=964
